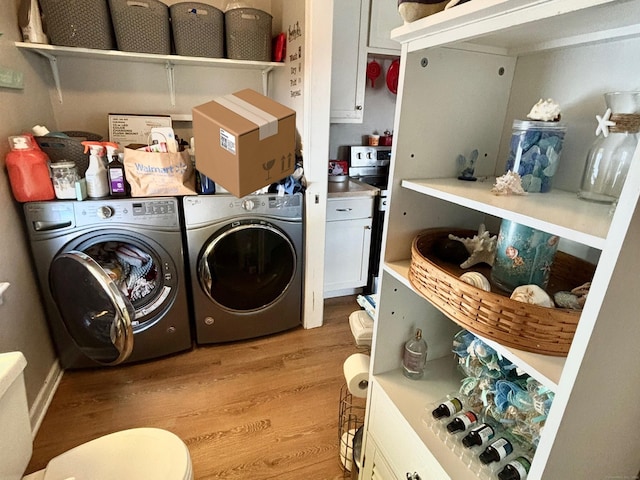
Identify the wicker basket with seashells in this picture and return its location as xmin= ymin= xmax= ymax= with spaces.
xmin=408 ymin=228 xmax=596 ymax=356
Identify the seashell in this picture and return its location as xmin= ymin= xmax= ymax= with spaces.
xmin=460 ymin=272 xmax=491 ymax=292
xmin=510 ymin=285 xmax=554 ymax=308
xmin=491 ymin=171 xmax=527 ymax=196
xmin=554 ymin=291 xmax=584 ymax=310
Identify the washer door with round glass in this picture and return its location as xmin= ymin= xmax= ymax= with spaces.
xmin=199 ymin=220 xmax=296 ymax=312
xmin=50 ymin=234 xmax=179 ymax=365
xmin=49 ymin=251 xmax=135 ymax=366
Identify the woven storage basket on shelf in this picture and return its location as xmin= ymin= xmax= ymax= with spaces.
xmin=36 ymin=131 xmax=102 ymax=177
xmin=170 ymin=2 xmax=225 ymax=58
xmin=225 ymin=8 xmax=272 ymax=61
xmin=408 ymin=228 xmax=596 ymax=356
xmin=108 ymin=0 xmax=171 ymax=54
xmin=39 ymin=0 xmax=116 ymax=50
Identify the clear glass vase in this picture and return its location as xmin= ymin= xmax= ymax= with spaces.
xmin=578 ymin=91 xmax=640 ymax=204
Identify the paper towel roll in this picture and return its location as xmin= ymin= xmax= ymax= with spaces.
xmin=343 ymin=353 xmax=370 ymax=398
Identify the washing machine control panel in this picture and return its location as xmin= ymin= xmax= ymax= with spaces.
xmin=97 ymin=206 xmax=114 ymax=219
xmin=72 ymin=199 xmax=180 ymax=228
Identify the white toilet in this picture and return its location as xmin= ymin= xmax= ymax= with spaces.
xmin=0 ymin=352 xmax=194 ymax=480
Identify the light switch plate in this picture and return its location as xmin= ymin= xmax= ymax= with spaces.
xmin=0 ymin=66 xmax=25 ymax=89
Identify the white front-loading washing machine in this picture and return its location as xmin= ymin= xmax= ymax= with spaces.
xmin=23 ymin=198 xmax=192 ymax=369
xmin=183 ymin=193 xmax=303 ymax=344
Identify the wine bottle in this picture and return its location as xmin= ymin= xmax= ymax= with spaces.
xmin=498 ymin=456 xmax=532 ymax=480
xmin=461 ymin=423 xmax=495 ymax=448
xmin=402 ymin=328 xmax=428 ymax=379
xmin=446 ymin=410 xmax=478 ymax=433
xmin=431 ymin=397 xmax=463 ymax=419
xmin=479 ymin=437 xmax=514 ymax=464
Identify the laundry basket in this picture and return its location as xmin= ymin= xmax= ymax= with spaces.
xmin=225 ymin=7 xmax=272 ymax=61
xmin=170 ymin=2 xmax=225 ymax=58
xmin=108 ymin=0 xmax=171 ymax=54
xmin=35 ymin=131 xmax=103 ymax=178
xmin=39 ymin=0 xmax=116 ymax=49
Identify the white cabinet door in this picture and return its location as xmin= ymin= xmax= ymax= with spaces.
xmin=361 ymin=434 xmax=401 ymax=480
xmin=368 ymin=0 xmax=403 ymax=53
xmin=324 ymin=217 xmax=372 ymax=293
xmin=330 ymin=0 xmax=369 ymax=123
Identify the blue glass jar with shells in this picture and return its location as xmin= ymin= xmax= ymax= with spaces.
xmin=504 ymin=99 xmax=567 ymax=193
xmin=491 ymin=219 xmax=560 ymax=293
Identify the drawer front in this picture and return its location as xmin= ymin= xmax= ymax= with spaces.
xmin=326 ymin=197 xmax=373 ymax=221
xmin=368 ymin=383 xmax=450 ymax=480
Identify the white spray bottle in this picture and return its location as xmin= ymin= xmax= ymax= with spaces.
xmin=82 ymin=141 xmax=110 ymax=198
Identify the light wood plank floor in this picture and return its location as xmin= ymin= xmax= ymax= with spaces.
xmin=27 ymin=296 xmax=365 ymax=480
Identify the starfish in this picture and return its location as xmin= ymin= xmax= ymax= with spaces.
xmin=595 ymin=108 xmax=616 ymax=137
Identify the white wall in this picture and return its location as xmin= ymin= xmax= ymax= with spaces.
xmin=0 ymin=0 xmax=59 ymax=418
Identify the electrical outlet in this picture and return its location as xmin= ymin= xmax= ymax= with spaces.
xmin=0 ymin=66 xmax=24 ymax=90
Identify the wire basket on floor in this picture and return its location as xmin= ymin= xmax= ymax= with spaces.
xmin=338 ymin=384 xmax=366 ymax=478
xmin=409 ymin=228 xmax=596 ymax=356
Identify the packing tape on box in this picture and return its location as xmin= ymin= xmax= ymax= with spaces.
xmin=214 ymin=94 xmax=278 ymax=140
xmin=343 ymin=353 xmax=370 ymax=398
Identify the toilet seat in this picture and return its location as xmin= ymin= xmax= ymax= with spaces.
xmin=26 ymin=428 xmax=193 ymax=480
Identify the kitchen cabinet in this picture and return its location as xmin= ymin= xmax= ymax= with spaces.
xmin=324 ymin=194 xmax=374 ymax=296
xmin=360 ymin=1 xmax=640 ymax=480
xmin=330 ymin=0 xmax=401 ymax=124
xmin=330 ymin=0 xmax=370 ymax=123
xmin=368 ymin=0 xmax=403 ymax=54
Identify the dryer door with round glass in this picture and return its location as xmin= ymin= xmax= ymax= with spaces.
xmin=50 ymin=251 xmax=135 ymax=366
xmin=199 ymin=220 xmax=296 ymax=312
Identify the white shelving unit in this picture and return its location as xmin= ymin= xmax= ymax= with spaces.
xmin=360 ymin=1 xmax=640 ymax=479
xmin=14 ymin=42 xmax=284 ymax=105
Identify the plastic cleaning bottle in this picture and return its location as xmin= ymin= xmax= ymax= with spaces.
xmin=82 ymin=141 xmax=109 ymax=198
xmin=104 ymin=142 xmax=128 ymax=197
xmin=5 ymin=134 xmax=55 ymax=202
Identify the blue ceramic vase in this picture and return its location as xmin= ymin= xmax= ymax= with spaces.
xmin=491 ymin=220 xmax=560 ymax=292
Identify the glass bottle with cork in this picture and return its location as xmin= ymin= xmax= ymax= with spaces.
xmin=402 ymin=328 xmax=428 ymax=379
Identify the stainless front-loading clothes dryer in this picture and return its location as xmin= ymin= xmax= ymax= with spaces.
xmin=183 ymin=193 xmax=303 ymax=344
xmin=23 ymin=198 xmax=192 ymax=369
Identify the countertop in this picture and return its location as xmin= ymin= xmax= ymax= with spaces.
xmin=327 ymin=178 xmax=380 ymax=198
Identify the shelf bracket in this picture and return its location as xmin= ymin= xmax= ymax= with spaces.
xmin=31 ymin=50 xmax=63 ymax=103
xmin=261 ymin=67 xmax=274 ymax=96
xmin=165 ymin=61 xmax=176 ymax=107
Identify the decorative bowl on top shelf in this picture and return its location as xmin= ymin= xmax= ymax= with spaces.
xmin=408 ymin=228 xmax=596 ymax=356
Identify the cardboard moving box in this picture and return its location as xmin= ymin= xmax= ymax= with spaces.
xmin=192 ymin=89 xmax=296 ymax=198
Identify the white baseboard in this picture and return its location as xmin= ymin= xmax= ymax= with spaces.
xmin=29 ymin=360 xmax=63 ymax=438
xmin=323 ymin=287 xmax=363 ymax=299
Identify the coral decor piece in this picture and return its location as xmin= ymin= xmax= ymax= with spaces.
xmin=448 ymin=224 xmax=497 ymax=269
xmin=510 ymin=284 xmax=555 ymax=308
xmin=527 ymin=98 xmax=562 ymax=122
xmin=491 ymin=171 xmax=527 ymax=196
